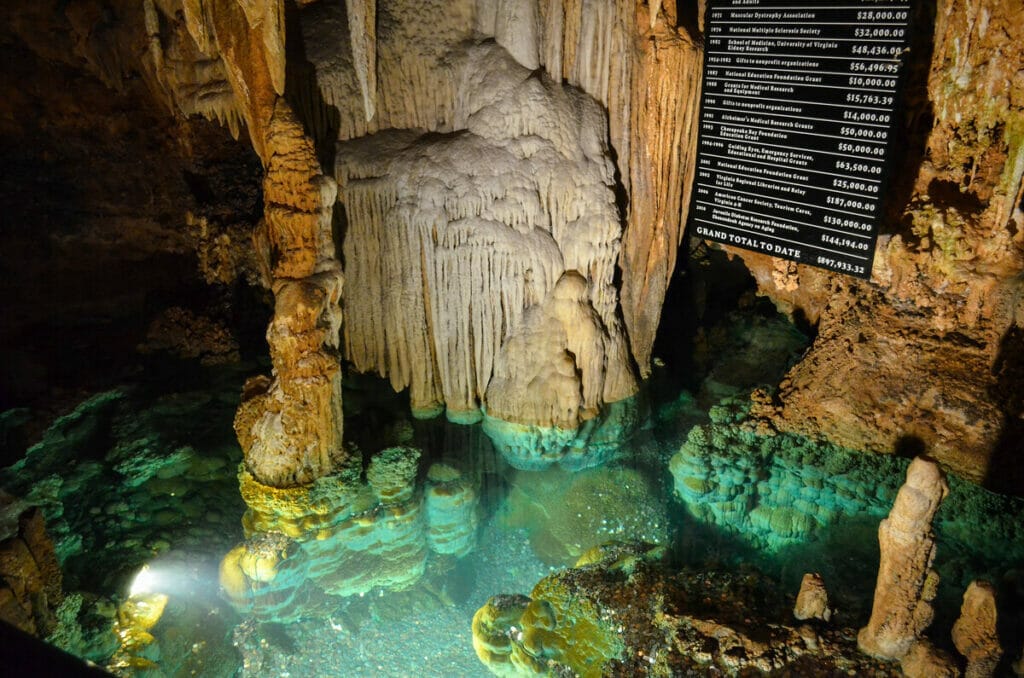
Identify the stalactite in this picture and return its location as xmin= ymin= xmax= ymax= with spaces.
xmin=494 ymin=0 xmax=541 ymax=70
xmin=620 ymin=8 xmax=701 ymax=376
xmin=345 ymin=0 xmax=377 ymax=121
xmin=300 ymin=0 xmax=474 ymax=142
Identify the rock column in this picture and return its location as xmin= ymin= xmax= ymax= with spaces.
xmin=858 ymin=457 xmax=948 ymax=661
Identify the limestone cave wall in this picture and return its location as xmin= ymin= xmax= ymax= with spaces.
xmin=731 ymin=0 xmax=1024 ymax=491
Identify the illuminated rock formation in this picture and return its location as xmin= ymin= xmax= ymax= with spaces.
xmin=337 ymin=41 xmax=638 ymax=461
xmin=220 ymin=450 xmax=481 ymax=621
xmin=793 ymin=573 xmax=832 ymax=623
xmin=143 ymin=0 xmax=348 ymax=488
xmin=474 ymin=542 xmax=898 ymax=676
xmin=952 ymin=580 xmax=1002 ymax=678
xmin=859 ymin=457 xmax=948 ymax=662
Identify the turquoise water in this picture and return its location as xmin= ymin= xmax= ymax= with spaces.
xmin=2 ymin=313 xmax=1023 ymax=676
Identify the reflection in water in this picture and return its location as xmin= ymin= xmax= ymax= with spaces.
xmin=2 ymin=347 xmax=1024 ymax=676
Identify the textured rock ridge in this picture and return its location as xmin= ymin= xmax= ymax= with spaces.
xmin=239 ymin=102 xmax=345 ymax=487
xmin=336 ymin=42 xmax=637 ymax=442
xmin=0 ymin=507 xmax=63 ymax=637
xmin=858 ymin=457 xmax=948 ymax=661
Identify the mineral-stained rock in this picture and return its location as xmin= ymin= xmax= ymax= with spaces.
xmin=138 ymin=307 xmax=240 ymax=365
xmin=472 ymin=593 xmax=533 ymax=676
xmin=669 ymin=399 xmax=905 ymax=552
xmin=0 ymin=506 xmax=63 ymax=636
xmin=739 ymin=0 xmax=1024 ymax=488
xmin=474 ymin=542 xmax=902 ymax=677
xmin=794 ymin=573 xmax=832 ymax=623
xmin=952 ymin=580 xmax=1002 ymax=678
xmin=859 ymin=457 xmax=949 ymax=661
xmin=222 ymin=455 xmax=468 ymax=621
xmin=366 ymin=447 xmax=420 ymax=505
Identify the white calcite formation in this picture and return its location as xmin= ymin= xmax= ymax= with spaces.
xmin=335 ymin=42 xmax=637 ymax=465
xmin=858 ymin=457 xmax=949 ymax=662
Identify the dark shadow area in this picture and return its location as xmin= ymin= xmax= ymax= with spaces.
xmin=894 ymin=434 xmax=927 ymax=460
xmin=0 ymin=620 xmax=113 ymax=677
xmin=985 ymin=325 xmax=1024 ymax=496
xmin=284 ymin=0 xmax=342 ymax=169
xmin=675 ymin=0 xmax=702 ymax=40
xmin=651 ymin=242 xmax=761 ymax=392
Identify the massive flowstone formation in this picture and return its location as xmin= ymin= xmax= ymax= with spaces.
xmin=738 ymin=0 xmax=1024 ymax=488
xmin=335 ymin=41 xmax=638 ymax=464
xmin=296 ymin=0 xmax=701 ymax=378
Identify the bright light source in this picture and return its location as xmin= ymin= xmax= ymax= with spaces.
xmin=130 ymin=564 xmax=160 ymax=597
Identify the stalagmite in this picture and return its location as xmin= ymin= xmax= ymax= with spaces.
xmin=345 ymin=0 xmax=377 ymax=121
xmin=952 ymin=581 xmax=1002 ymax=678
xmin=145 ymin=0 xmax=348 ymax=487
xmin=241 ymin=102 xmax=345 ymax=487
xmin=793 ymin=573 xmax=832 ymax=622
xmin=424 ymin=464 xmax=479 ymax=557
xmin=858 ymin=457 xmax=948 ymax=661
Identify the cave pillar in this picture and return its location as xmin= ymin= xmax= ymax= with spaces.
xmin=618 ymin=1 xmax=701 ymax=376
xmin=190 ymin=0 xmax=345 ymax=486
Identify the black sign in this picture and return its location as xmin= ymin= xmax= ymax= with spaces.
xmin=691 ymin=0 xmax=913 ymax=279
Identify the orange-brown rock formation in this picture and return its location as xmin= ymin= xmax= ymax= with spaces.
xmin=734 ymin=0 xmax=1024 ymax=488
xmin=0 ymin=507 xmax=63 ymax=636
xmin=859 ymin=457 xmax=948 ymax=662
xmin=144 ymin=0 xmax=346 ymax=487
xmin=952 ymin=580 xmax=1002 ymax=678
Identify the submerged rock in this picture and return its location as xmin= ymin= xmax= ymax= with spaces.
xmin=498 ymin=466 xmax=667 ymax=567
